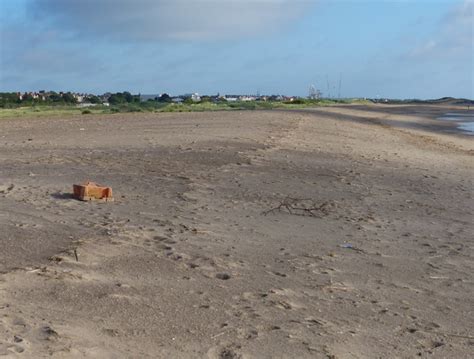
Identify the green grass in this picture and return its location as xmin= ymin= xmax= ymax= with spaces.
xmin=0 ymin=99 xmax=371 ymax=119
xmin=0 ymin=105 xmax=106 ymax=118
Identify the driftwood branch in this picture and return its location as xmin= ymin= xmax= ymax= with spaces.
xmin=262 ymin=197 xmax=335 ymax=218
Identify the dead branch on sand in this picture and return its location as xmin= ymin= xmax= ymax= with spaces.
xmin=262 ymin=197 xmax=335 ymax=218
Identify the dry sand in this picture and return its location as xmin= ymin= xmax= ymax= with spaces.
xmin=0 ymin=104 xmax=473 ymax=358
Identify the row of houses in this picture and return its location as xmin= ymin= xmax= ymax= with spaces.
xmin=218 ymin=94 xmax=298 ymax=102
xmin=16 ymin=91 xmax=92 ymax=103
xmin=143 ymin=93 xmax=299 ymax=103
xmin=16 ymin=91 xmax=47 ymax=101
xmin=16 ymin=91 xmax=300 ymax=104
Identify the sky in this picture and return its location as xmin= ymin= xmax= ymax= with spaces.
xmin=0 ymin=0 xmax=472 ymax=99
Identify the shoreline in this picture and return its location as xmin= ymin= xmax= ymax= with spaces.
xmin=281 ymin=104 xmax=474 ymax=138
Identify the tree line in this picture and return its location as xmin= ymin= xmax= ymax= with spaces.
xmin=0 ymin=91 xmax=141 ymax=108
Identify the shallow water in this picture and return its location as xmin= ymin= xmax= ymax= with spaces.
xmin=437 ymin=112 xmax=474 ymax=134
xmin=457 ymin=122 xmax=474 ymax=135
xmin=444 ymin=112 xmax=474 ymax=117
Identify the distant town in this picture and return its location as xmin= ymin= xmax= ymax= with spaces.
xmin=1 ymin=90 xmax=309 ymax=107
xmin=1 ymin=91 xmax=471 ymax=109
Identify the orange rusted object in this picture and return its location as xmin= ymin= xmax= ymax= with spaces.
xmin=73 ymin=181 xmax=113 ymax=202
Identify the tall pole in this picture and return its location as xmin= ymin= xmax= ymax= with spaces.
xmin=326 ymin=75 xmax=330 ymax=99
xmin=338 ymin=73 xmax=342 ymax=99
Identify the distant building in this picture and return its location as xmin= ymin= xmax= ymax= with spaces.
xmin=74 ymin=94 xmax=85 ymax=103
xmin=239 ymin=95 xmax=256 ymax=102
xmin=268 ymin=95 xmax=284 ymax=101
xmin=182 ymin=93 xmax=201 ymax=102
xmin=224 ymin=96 xmax=238 ymax=102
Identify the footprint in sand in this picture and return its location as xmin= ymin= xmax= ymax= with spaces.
xmin=237 ymin=328 xmax=259 ymax=340
xmin=37 ymin=325 xmax=59 ymax=341
xmin=207 ymin=345 xmax=242 ymax=359
xmin=155 ymin=243 xmax=174 ymax=251
xmin=153 ymin=235 xmax=177 ymax=245
xmin=216 ymin=273 xmax=231 ymax=280
xmin=0 ymin=184 xmax=14 ymax=196
xmin=0 ymin=315 xmax=33 ymax=355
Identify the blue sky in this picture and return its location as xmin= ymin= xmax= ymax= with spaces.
xmin=0 ymin=0 xmax=472 ymax=99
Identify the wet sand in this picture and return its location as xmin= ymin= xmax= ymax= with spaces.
xmin=0 ymin=104 xmax=473 ymax=358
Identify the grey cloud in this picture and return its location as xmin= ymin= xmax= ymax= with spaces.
xmin=0 ymin=21 xmax=99 ymax=75
xmin=0 ymin=20 xmax=106 ymax=91
xmin=31 ymin=0 xmax=313 ymax=41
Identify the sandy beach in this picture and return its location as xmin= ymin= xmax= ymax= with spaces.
xmin=0 ymin=104 xmax=473 ymax=358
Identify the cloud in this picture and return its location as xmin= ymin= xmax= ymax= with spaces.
xmin=407 ymin=1 xmax=473 ymax=60
xmin=2 ymin=0 xmax=313 ymax=91
xmin=0 ymin=18 xmax=107 ymax=92
xmin=30 ymin=0 xmax=312 ymax=41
